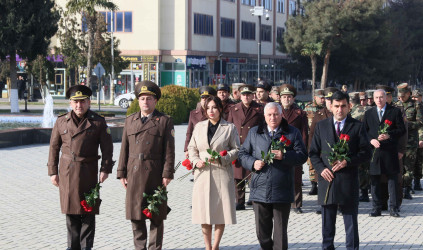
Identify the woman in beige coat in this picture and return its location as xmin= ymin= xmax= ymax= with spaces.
xmin=188 ymin=96 xmax=240 ymax=250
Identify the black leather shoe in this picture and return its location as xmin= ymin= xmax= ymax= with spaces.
xmin=369 ymin=210 xmax=381 ymax=217
xmin=246 ymin=200 xmax=253 ymax=206
xmin=315 ymin=209 xmax=322 ymax=214
xmin=308 ymin=182 xmax=318 ymax=195
xmin=294 ymin=208 xmax=303 ymax=214
xmin=411 ymin=189 xmax=415 ymax=194
xmin=403 ymin=187 xmax=413 ymax=200
xmin=236 ymin=203 xmax=245 ymax=210
xmin=390 ymin=208 xmax=400 ymax=217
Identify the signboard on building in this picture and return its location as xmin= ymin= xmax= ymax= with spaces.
xmin=186 ymin=56 xmax=207 ymax=69
xmin=121 ymin=55 xmax=159 ymax=62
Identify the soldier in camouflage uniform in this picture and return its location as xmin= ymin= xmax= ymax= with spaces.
xmin=395 ymin=83 xmax=423 ymax=199
xmin=360 ymin=92 xmax=367 ymax=107
xmin=350 ymin=92 xmax=371 ymax=201
xmin=304 ymin=89 xmax=325 ymax=195
xmin=366 ymin=90 xmax=375 ymax=107
xmin=230 ymin=83 xmax=243 ymax=103
xmin=269 ymin=86 xmax=281 ymax=103
xmin=411 ymin=89 xmax=423 ymax=191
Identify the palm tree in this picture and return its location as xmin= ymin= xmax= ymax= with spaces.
xmin=66 ymin=0 xmax=117 ymax=87
xmin=301 ymin=42 xmax=322 ymax=97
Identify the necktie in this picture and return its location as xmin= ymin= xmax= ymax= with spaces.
xmin=379 ymin=110 xmax=383 ymax=122
xmin=336 ymin=121 xmax=340 ymax=137
xmin=141 ymin=117 xmax=147 ymax=124
xmin=270 ymin=131 xmax=275 ymax=139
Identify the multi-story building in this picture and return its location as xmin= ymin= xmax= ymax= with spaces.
xmin=53 ymin=0 xmax=299 ymax=96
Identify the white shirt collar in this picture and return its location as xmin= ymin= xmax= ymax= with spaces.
xmin=333 ymin=116 xmax=347 ymax=131
xmin=377 ymin=104 xmax=387 ymax=113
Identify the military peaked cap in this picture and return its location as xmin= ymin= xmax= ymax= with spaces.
xmin=323 ymin=87 xmax=339 ymax=98
xmin=66 ymin=85 xmax=92 ymax=100
xmin=199 ymin=86 xmax=217 ymax=97
xmin=279 ymin=84 xmax=297 ymax=97
xmin=135 ymin=81 xmax=161 ymax=100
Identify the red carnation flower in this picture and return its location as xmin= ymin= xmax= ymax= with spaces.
xmin=232 ymin=159 xmax=237 ymax=165
xmin=182 ymin=158 xmax=191 ymax=167
xmin=385 ymin=119 xmax=392 ymax=126
xmin=80 ymin=200 xmax=93 ymax=212
xmin=285 ymin=139 xmax=291 ymax=147
xmin=143 ymin=208 xmax=152 ymax=219
xmin=340 ymin=134 xmax=350 ymax=141
xmin=220 ymin=150 xmax=228 ymax=157
xmin=280 ymin=135 xmax=287 ymax=142
xmin=186 ymin=165 xmax=193 ymax=171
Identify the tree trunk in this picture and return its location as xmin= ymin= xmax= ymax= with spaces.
xmin=320 ymin=48 xmax=331 ymax=89
xmin=9 ymin=53 xmax=19 ymax=113
xmin=86 ymin=16 xmax=95 ymax=88
xmin=40 ymin=60 xmax=45 ymax=101
xmin=311 ymin=55 xmax=317 ymax=99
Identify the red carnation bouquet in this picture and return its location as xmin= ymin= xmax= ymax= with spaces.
xmin=80 ymin=183 xmax=101 ymax=212
xmin=261 ymin=135 xmax=291 ymax=164
xmin=177 ymin=158 xmax=195 ymax=181
xmin=371 ymin=119 xmax=392 ymax=162
xmin=142 ymin=186 xmax=168 ymax=219
xmin=205 ymin=149 xmax=227 ymax=166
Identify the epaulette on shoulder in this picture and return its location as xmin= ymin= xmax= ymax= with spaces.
xmin=127 ymin=112 xmax=137 ymax=118
xmin=58 ymin=113 xmax=67 ymax=117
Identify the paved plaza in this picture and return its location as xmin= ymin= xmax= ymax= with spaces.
xmin=1 ymin=124 xmax=422 ymax=249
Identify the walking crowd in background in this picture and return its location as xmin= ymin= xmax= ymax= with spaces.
xmin=47 ymin=79 xmax=423 ymax=250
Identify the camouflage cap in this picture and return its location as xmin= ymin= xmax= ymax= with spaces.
xmin=279 ymin=84 xmax=297 ymax=97
xmin=397 ymin=83 xmax=411 ymax=97
xmin=375 ymin=85 xmax=395 ymax=95
xmin=412 ymin=89 xmax=422 ymax=97
xmin=232 ymin=83 xmax=244 ymax=91
xmin=359 ymin=92 xmax=366 ymax=100
xmin=323 ymin=87 xmax=339 ymax=99
xmin=349 ymin=92 xmax=360 ymax=102
xmin=314 ymin=89 xmax=324 ymax=98
xmin=270 ymin=86 xmax=280 ymax=94
xmin=365 ymin=90 xmax=374 ymax=99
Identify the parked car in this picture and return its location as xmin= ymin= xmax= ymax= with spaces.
xmin=114 ymin=91 xmax=136 ymax=109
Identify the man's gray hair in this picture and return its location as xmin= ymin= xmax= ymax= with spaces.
xmin=264 ymin=102 xmax=282 ymax=114
xmin=374 ymin=89 xmax=386 ymax=97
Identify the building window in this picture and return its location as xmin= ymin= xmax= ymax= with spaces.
xmin=194 ymin=13 xmax=213 ymax=36
xmin=241 ymin=0 xmax=256 ymax=6
xmin=241 ymin=21 xmax=255 ymax=40
xmin=289 ymin=0 xmax=296 ymax=15
xmin=261 ymin=24 xmax=271 ymax=42
xmin=277 ymin=0 xmax=284 ymax=13
xmin=221 ymin=18 xmax=235 ymax=38
xmin=277 ymin=27 xmax=285 ymax=42
xmin=224 ymin=0 xmax=235 ymax=2
xmin=262 ymin=0 xmax=272 ymax=10
xmin=99 ymin=11 xmax=132 ymax=32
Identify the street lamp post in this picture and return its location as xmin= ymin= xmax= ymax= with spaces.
xmin=219 ymin=54 xmax=223 ymax=84
xmin=250 ymin=6 xmax=269 ymax=82
xmin=110 ymin=11 xmax=115 ymax=104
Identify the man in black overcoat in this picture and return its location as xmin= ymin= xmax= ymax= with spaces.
xmin=363 ymin=89 xmax=406 ymax=217
xmin=309 ymin=91 xmax=371 ymax=250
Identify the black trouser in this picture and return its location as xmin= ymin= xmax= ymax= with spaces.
xmin=322 ymin=204 xmax=359 ymax=250
xmin=253 ymin=202 xmax=291 ymax=250
xmin=371 ymin=174 xmax=398 ymax=210
xmin=131 ymin=219 xmax=164 ymax=250
xmin=235 ymin=178 xmax=246 ymax=205
xmin=66 ymin=214 xmax=95 ymax=249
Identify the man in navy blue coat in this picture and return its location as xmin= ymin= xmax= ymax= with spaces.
xmin=239 ymin=102 xmax=307 ymax=250
xmin=309 ymin=91 xmax=371 ymax=250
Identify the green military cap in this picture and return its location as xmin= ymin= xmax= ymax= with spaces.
xmin=279 ymin=84 xmax=297 ymax=97
xmin=257 ymin=80 xmax=272 ymax=92
xmin=135 ymin=80 xmax=161 ymax=100
xmin=66 ymin=85 xmax=92 ymax=100
xmin=314 ymin=89 xmax=324 ymax=98
xmin=412 ymin=89 xmax=422 ymax=97
xmin=323 ymin=87 xmax=339 ymax=99
xmin=199 ymin=86 xmax=217 ymax=97
xmin=239 ymin=84 xmax=256 ymax=94
xmin=349 ymin=92 xmax=360 ymax=102
xmin=397 ymin=83 xmax=411 ymax=97
xmin=270 ymin=86 xmax=280 ymax=94
xmin=365 ymin=90 xmax=374 ymax=99
xmin=359 ymin=92 xmax=366 ymax=100
xmin=375 ymin=85 xmax=395 ymax=95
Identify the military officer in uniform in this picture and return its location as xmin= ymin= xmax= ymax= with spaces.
xmin=269 ymin=86 xmax=281 ymax=103
xmin=184 ymin=86 xmax=217 ymax=158
xmin=396 ymin=83 xmax=423 ymax=199
xmin=411 ymin=89 xmax=423 ymax=191
xmin=230 ymin=83 xmax=243 ymax=103
xmin=304 ymin=89 xmax=325 ymax=195
xmin=228 ymin=84 xmax=264 ymax=210
xmin=217 ymin=83 xmax=236 ymax=120
xmin=48 ymin=85 xmax=114 ymax=250
xmin=366 ymin=90 xmax=375 ymax=106
xmin=255 ymin=80 xmax=273 ymax=105
xmin=118 ymin=81 xmax=175 ymax=250
xmin=279 ymin=84 xmax=309 ymax=214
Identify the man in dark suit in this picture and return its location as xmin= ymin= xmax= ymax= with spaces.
xmin=309 ymin=91 xmax=371 ymax=250
xmin=363 ymin=89 xmax=406 ymax=217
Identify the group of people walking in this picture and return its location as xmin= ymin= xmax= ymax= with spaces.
xmin=47 ymin=79 xmax=422 ymax=250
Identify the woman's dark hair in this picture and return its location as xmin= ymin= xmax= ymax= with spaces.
xmin=204 ymin=96 xmax=223 ymax=119
xmin=331 ymin=91 xmax=349 ymax=104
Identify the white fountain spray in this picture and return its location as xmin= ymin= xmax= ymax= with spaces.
xmin=42 ymin=94 xmax=56 ymax=128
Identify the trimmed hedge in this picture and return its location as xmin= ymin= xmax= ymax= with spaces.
xmin=126 ymin=85 xmax=200 ymax=125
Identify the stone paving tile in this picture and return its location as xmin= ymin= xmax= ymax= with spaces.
xmin=0 ymin=124 xmax=422 ymax=249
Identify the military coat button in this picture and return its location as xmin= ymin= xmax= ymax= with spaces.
xmin=146 ymin=141 xmax=150 ymax=145
xmin=134 ymin=166 xmax=137 ymax=170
